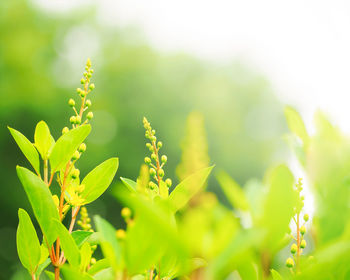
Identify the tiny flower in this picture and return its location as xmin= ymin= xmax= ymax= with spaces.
xmin=87 ymin=112 xmax=93 ymax=120
xmin=78 ymin=143 xmax=87 ymax=153
xmin=300 ymin=239 xmax=306 ymax=249
xmin=303 ymin=214 xmax=309 ymax=222
xmin=300 ymin=225 xmax=306 ymax=235
xmin=291 ymin=243 xmax=297 ymax=254
xmin=70 ymin=116 xmax=77 ymax=124
xmin=89 ymin=83 xmax=95 ymax=90
xmin=68 ymin=98 xmax=75 ymax=107
xmin=144 ymin=157 xmax=151 ymax=164
xmin=71 ymin=169 xmax=80 ymax=179
xmin=158 ymin=168 xmax=164 ymax=177
xmin=116 ymin=229 xmax=126 ymax=239
xmin=157 ymin=141 xmax=163 ymax=148
xmin=72 ymin=150 xmax=80 ymax=160
xmin=80 ymin=78 xmax=85 ymax=84
xmin=121 ymin=207 xmax=131 ymax=219
xmin=149 ymin=168 xmax=156 ymax=177
xmin=165 ymin=178 xmax=172 ymax=187
xmin=75 ymin=115 xmax=82 ymax=124
xmin=161 ymin=155 xmax=167 ymax=163
xmin=62 ymin=127 xmax=69 ymax=134
xmin=85 ymin=99 xmax=92 ymax=107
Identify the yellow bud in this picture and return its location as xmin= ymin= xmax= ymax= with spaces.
xmin=116 ymin=229 xmax=126 ymax=239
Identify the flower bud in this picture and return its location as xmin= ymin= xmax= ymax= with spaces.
xmin=68 ymin=98 xmax=75 ymax=107
xmin=150 ymin=168 xmax=156 ymax=177
xmin=300 ymin=225 xmax=306 ymax=235
xmin=85 ymin=99 xmax=92 ymax=107
xmin=165 ymin=178 xmax=172 ymax=187
xmin=303 ymin=214 xmax=309 ymax=222
xmin=87 ymin=112 xmax=93 ymax=120
xmin=146 ymin=143 xmax=152 ymax=149
xmin=151 ymin=154 xmax=157 ymax=161
xmin=76 ymin=88 xmax=82 ymax=94
xmin=157 ymin=141 xmax=163 ymax=148
xmin=149 ymin=181 xmax=157 ymax=190
xmin=80 ymin=78 xmax=85 ymax=84
xmin=80 ymin=91 xmax=86 ymax=98
xmin=121 ymin=207 xmax=131 ymax=219
xmin=72 ymin=151 xmax=80 ymax=160
xmin=90 ymin=69 xmax=94 ymax=73
xmin=151 ymin=136 xmax=157 ymax=142
xmin=158 ymin=168 xmax=164 ymax=177
xmin=90 ymin=258 xmax=96 ymax=265
xmin=116 ymin=229 xmax=126 ymax=239
xmin=161 ymin=155 xmax=167 ymax=163
xmin=89 ymin=83 xmax=95 ymax=90
xmin=291 ymin=243 xmax=297 ymax=254
xmin=75 ymin=115 xmax=81 ymax=124
xmin=151 ymin=129 xmax=156 ymax=135
xmin=78 ymin=143 xmax=87 ymax=153
xmin=62 ymin=127 xmax=69 ymax=134
xmin=77 ymin=184 xmax=85 ymax=193
xmin=144 ymin=157 xmax=151 ymax=164
xmin=300 ymin=239 xmax=306 ymax=249
xmin=70 ymin=116 xmax=77 ymax=124
xmin=87 ymin=72 xmax=92 ymax=78
xmin=71 ymin=169 xmax=80 ymax=179
xmin=286 ymin=257 xmax=294 ymax=268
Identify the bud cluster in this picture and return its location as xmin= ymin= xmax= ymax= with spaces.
xmin=77 ymin=206 xmax=93 ymax=232
xmin=286 ymin=178 xmax=310 ymax=271
xmin=143 ymin=117 xmax=172 ymax=192
xmin=66 ymin=58 xmax=95 ymax=132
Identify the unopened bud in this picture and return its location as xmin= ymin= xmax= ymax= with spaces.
xmin=165 ymin=178 xmax=172 ymax=187
xmin=70 ymin=116 xmax=77 ymax=124
xmin=89 ymin=83 xmax=95 ymax=90
xmin=87 ymin=112 xmax=93 ymax=120
xmin=157 ymin=141 xmax=163 ymax=148
xmin=300 ymin=226 xmax=306 ymax=235
xmin=303 ymin=214 xmax=309 ymax=222
xmin=71 ymin=169 xmax=80 ymax=179
xmin=150 ymin=168 xmax=156 ymax=177
xmin=291 ymin=243 xmax=297 ymax=254
xmin=78 ymin=143 xmax=86 ymax=153
xmin=144 ymin=157 xmax=151 ymax=164
xmin=121 ymin=207 xmax=131 ymax=219
xmin=286 ymin=257 xmax=294 ymax=268
xmin=161 ymin=155 xmax=167 ymax=163
xmin=158 ymin=168 xmax=164 ymax=177
xmin=300 ymin=240 xmax=306 ymax=249
xmin=72 ymin=151 xmax=80 ymax=160
xmin=62 ymin=127 xmax=69 ymax=134
xmin=68 ymin=98 xmax=75 ymax=107
xmin=116 ymin=229 xmax=126 ymax=239
xmin=85 ymin=99 xmax=92 ymax=107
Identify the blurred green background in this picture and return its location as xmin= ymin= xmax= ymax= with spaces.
xmin=0 ymin=0 xmax=289 ymax=278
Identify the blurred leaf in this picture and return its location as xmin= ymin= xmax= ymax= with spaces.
xmin=94 ymin=215 xmax=122 ymax=272
xmin=16 ymin=166 xmax=59 ymax=245
xmin=45 ymin=271 xmax=61 ymax=280
xmin=8 ymin=126 xmax=40 ymax=175
xmin=50 ymin=125 xmax=91 ymax=173
xmin=93 ymin=267 xmax=114 ymax=280
xmin=216 ymin=170 xmax=249 ymax=211
xmin=16 ymin=208 xmax=41 ymax=275
xmin=80 ymin=242 xmax=92 ymax=272
xmin=81 ymin=158 xmax=119 ymax=204
xmin=270 ymin=269 xmax=283 ymax=280
xmin=261 ymin=164 xmax=297 ymax=251
xmin=71 ymin=230 xmax=93 ymax=248
xmin=52 ymin=219 xmax=80 ymax=267
xmin=169 ymin=166 xmax=214 ymax=212
xmin=88 ymin=259 xmax=110 ymax=275
xmin=35 ymin=258 xmax=50 ymax=279
xmin=61 ymin=265 xmax=94 ymax=280
xmin=284 ymin=106 xmax=309 ymax=146
xmin=120 ymin=177 xmax=137 ymax=192
xmin=34 ymin=121 xmax=55 ymax=160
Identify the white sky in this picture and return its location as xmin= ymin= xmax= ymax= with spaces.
xmin=34 ymin=0 xmax=350 ymax=134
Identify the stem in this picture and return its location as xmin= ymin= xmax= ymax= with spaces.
xmin=296 ymin=212 xmax=301 ymax=272
xmin=150 ymin=267 xmax=154 ymax=280
xmin=44 ymin=160 xmax=48 ymax=184
xmin=55 ymin=266 xmax=60 ymax=280
xmin=32 ymin=273 xmax=36 ymax=280
xmin=158 ymin=261 xmax=161 ymax=280
xmin=151 ymin=140 xmax=161 ymax=188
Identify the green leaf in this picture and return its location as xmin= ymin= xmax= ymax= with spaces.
xmin=216 ymin=171 xmax=249 ymax=211
xmin=261 ymin=164 xmax=297 ymax=251
xmin=81 ymin=158 xmax=119 ymax=204
xmin=52 ymin=219 xmax=80 ymax=267
xmin=8 ymin=127 xmax=40 ymax=175
xmin=71 ymin=230 xmax=94 ymax=248
xmin=94 ymin=215 xmax=122 ymax=272
xmin=88 ymin=259 xmax=110 ymax=275
xmin=61 ymin=265 xmax=94 ymax=280
xmin=270 ymin=269 xmax=283 ymax=280
xmin=284 ymin=106 xmax=309 ymax=146
xmin=16 ymin=166 xmax=59 ymax=245
xmin=50 ymin=125 xmax=91 ymax=173
xmin=120 ymin=177 xmax=137 ymax=192
xmin=169 ymin=166 xmax=214 ymax=212
xmin=16 ymin=209 xmax=41 ymax=275
xmin=34 ymin=121 xmax=55 ymax=160
xmin=80 ymin=242 xmax=92 ymax=272
xmin=35 ymin=258 xmax=51 ymax=279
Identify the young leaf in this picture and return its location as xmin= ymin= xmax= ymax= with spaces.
xmin=71 ymin=230 xmax=94 ymax=248
xmin=45 ymin=271 xmax=61 ymax=280
xmin=284 ymin=106 xmax=309 ymax=146
xmin=120 ymin=177 xmax=137 ymax=192
xmin=52 ymin=219 xmax=80 ymax=267
xmin=16 ymin=166 xmax=59 ymax=245
xmin=81 ymin=158 xmax=119 ymax=204
xmin=216 ymin=171 xmax=249 ymax=211
xmin=94 ymin=215 xmax=122 ymax=271
xmin=169 ymin=166 xmax=214 ymax=212
xmin=8 ymin=127 xmax=40 ymax=175
xmin=50 ymin=125 xmax=91 ymax=173
xmin=16 ymin=209 xmax=41 ymax=275
xmin=34 ymin=121 xmax=55 ymax=160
